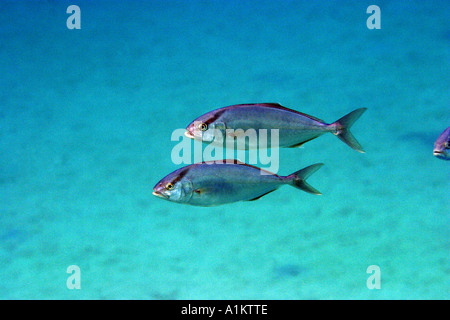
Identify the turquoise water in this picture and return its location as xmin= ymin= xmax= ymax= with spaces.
xmin=0 ymin=0 xmax=448 ymax=299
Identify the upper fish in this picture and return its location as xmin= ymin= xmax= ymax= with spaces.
xmin=153 ymin=160 xmax=323 ymax=206
xmin=433 ymin=127 xmax=450 ymax=160
xmin=185 ymin=103 xmax=367 ymax=152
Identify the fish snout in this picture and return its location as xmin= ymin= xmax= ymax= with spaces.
xmin=152 ymin=190 xmax=168 ymax=199
xmin=185 ymin=123 xmax=196 ymax=139
xmin=433 ymin=150 xmax=446 ymax=159
xmin=433 ymin=146 xmax=450 ymax=159
xmin=152 ymin=185 xmax=170 ymax=199
xmin=184 ymin=129 xmax=194 ymax=139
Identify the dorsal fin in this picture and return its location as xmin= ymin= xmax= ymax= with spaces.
xmin=226 ymin=103 xmax=326 ymax=124
xmin=196 ymin=159 xmax=281 ymax=177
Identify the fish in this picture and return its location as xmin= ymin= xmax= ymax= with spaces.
xmin=433 ymin=127 xmax=450 ymax=160
xmin=152 ymin=160 xmax=323 ymax=206
xmin=185 ymin=103 xmax=367 ymax=152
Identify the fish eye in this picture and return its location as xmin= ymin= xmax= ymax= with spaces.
xmin=199 ymin=123 xmax=208 ymax=131
xmin=166 ymin=183 xmax=174 ymax=190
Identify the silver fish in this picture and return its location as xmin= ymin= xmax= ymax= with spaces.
xmin=185 ymin=103 xmax=367 ymax=152
xmin=153 ymin=161 xmax=323 ymax=206
xmin=433 ymin=127 xmax=450 ymax=160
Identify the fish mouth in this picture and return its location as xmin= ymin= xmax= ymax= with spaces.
xmin=184 ymin=130 xmax=194 ymax=139
xmin=152 ymin=190 xmax=169 ymax=199
xmin=433 ymin=150 xmax=443 ymax=156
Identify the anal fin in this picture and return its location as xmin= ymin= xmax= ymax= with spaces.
xmin=287 ymin=135 xmax=320 ymax=148
xmin=247 ymin=189 xmax=276 ymax=201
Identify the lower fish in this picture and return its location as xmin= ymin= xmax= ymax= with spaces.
xmin=153 ymin=161 xmax=323 ymax=206
xmin=185 ymin=103 xmax=367 ymax=152
xmin=433 ymin=127 xmax=450 ymax=160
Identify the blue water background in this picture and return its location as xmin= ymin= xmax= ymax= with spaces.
xmin=0 ymin=0 xmax=448 ymax=299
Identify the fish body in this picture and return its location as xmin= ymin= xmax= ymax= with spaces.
xmin=433 ymin=127 xmax=450 ymax=160
xmin=153 ymin=161 xmax=323 ymax=206
xmin=185 ymin=103 xmax=367 ymax=152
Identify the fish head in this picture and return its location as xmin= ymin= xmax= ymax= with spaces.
xmin=153 ymin=170 xmax=193 ymax=203
xmin=185 ymin=111 xmax=227 ymax=142
xmin=433 ymin=127 xmax=450 ymax=160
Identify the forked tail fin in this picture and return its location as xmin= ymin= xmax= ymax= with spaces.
xmin=287 ymin=163 xmax=324 ymax=195
xmin=332 ymin=108 xmax=367 ymax=153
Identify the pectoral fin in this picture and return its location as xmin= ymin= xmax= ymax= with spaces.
xmin=227 ymin=130 xmax=246 ymax=138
